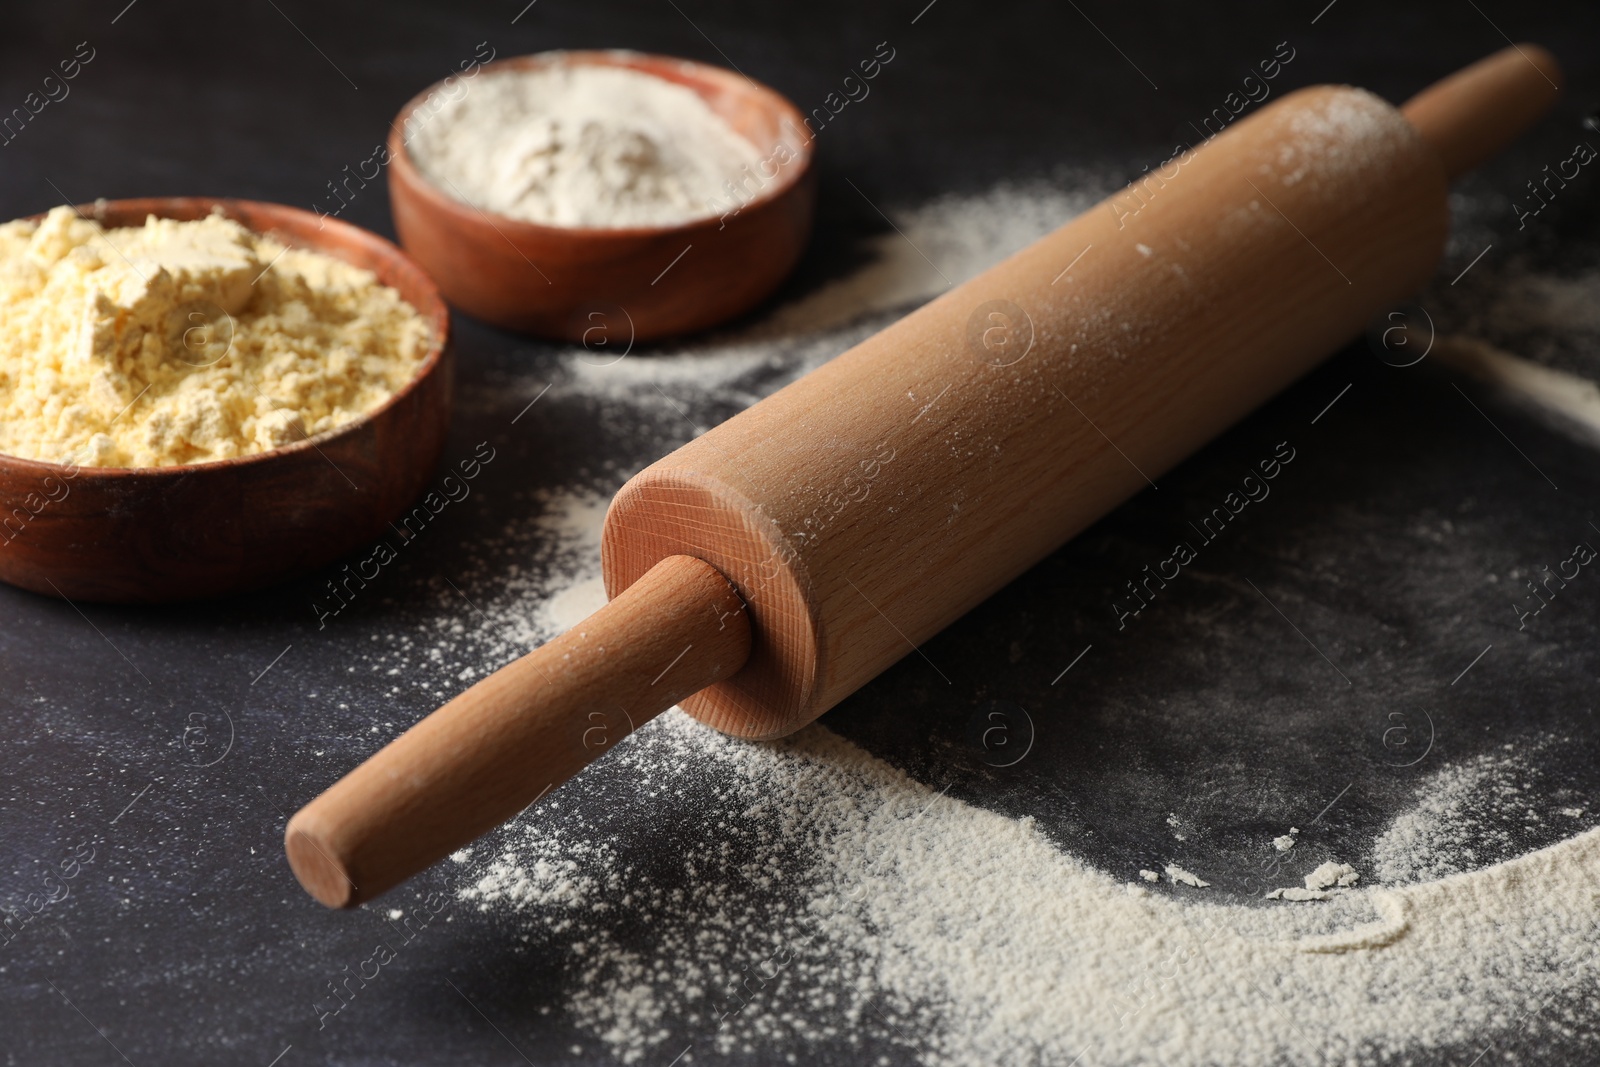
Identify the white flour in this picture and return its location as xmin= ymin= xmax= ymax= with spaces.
xmin=450 ymin=484 xmax=1600 ymax=1065
xmin=1163 ymin=863 xmax=1211 ymax=888
xmin=1429 ymin=262 xmax=1600 ymax=443
xmin=1370 ymin=744 xmax=1577 ymax=885
xmin=406 ymin=62 xmax=762 ymax=228
xmin=365 ymin=179 xmax=1600 ymax=1064
xmin=1433 ymin=335 xmax=1600 ymax=444
xmin=1480 ymin=268 xmax=1600 ymax=337
xmin=462 ymin=711 xmax=1600 ymax=1067
xmin=1266 ymin=859 xmax=1360 ymax=901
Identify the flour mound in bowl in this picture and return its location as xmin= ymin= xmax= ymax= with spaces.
xmin=405 ymin=62 xmax=764 ymax=229
xmin=0 ymin=206 xmax=431 ymax=468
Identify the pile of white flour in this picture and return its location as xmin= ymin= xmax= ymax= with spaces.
xmin=347 ymin=177 xmax=1600 ymax=1064
xmin=407 ymin=62 xmax=763 ymax=228
xmin=450 ymin=477 xmax=1600 ymax=1067
xmin=460 ymin=714 xmax=1600 ymax=1067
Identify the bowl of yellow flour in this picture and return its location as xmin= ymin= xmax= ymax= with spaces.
xmin=0 ymin=197 xmax=451 ymax=602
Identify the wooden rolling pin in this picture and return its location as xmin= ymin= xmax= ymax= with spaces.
xmin=287 ymin=46 xmax=1562 ymax=907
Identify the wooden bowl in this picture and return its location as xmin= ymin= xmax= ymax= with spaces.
xmin=387 ymin=50 xmax=817 ymax=342
xmin=0 ymin=197 xmax=452 ymax=604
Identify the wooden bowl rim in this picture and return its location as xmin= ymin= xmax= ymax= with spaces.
xmin=388 ymin=48 xmax=815 ymax=241
xmin=1 ymin=196 xmax=450 ymax=480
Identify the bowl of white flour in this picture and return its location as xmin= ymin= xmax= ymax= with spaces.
xmin=389 ymin=50 xmax=816 ymax=342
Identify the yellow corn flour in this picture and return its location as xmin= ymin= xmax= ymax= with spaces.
xmin=0 ymin=206 xmax=431 ymax=468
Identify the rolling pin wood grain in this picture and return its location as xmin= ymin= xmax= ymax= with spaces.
xmin=288 ymin=45 xmax=1562 ymax=907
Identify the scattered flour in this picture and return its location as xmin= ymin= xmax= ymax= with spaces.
xmin=1267 ymin=886 xmax=1330 ymax=902
xmin=1433 ymin=334 xmax=1600 ymax=444
xmin=1163 ymin=863 xmax=1210 ymax=888
xmin=460 ymin=715 xmax=1600 ymax=1067
xmin=1427 ymin=266 xmax=1600 ymax=442
xmin=1267 ymin=860 xmax=1360 ymax=901
xmin=1276 ymin=87 xmax=1412 ymax=192
xmin=1371 ymin=744 xmax=1575 ymax=885
xmin=457 ymin=178 xmax=1113 ymax=423
xmin=1308 ymin=861 xmax=1361 ymax=890
xmin=1481 ymin=269 xmax=1600 ymax=338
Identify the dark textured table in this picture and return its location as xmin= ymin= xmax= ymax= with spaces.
xmin=2 ymin=1 xmax=1598 ymax=1064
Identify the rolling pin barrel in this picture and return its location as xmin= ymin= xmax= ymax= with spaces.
xmin=607 ymin=45 xmax=1562 ymax=740
xmin=288 ymin=45 xmax=1562 ymax=907
xmin=606 ymin=87 xmax=1461 ymax=738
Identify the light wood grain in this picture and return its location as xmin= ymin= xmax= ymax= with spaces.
xmin=285 ymin=554 xmax=750 ymax=907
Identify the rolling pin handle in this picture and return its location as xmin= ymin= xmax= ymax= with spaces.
xmin=285 ymin=554 xmax=751 ymax=908
xmin=1401 ymin=43 xmax=1563 ymax=181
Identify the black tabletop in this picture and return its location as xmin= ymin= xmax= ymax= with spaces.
xmin=2 ymin=2 xmax=1598 ymax=1065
